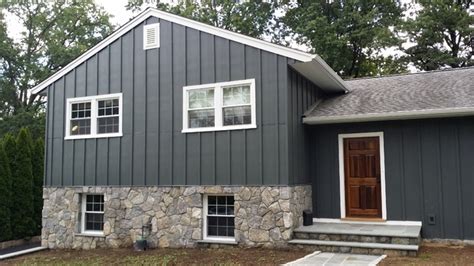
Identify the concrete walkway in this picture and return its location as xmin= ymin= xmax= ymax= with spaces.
xmin=285 ymin=251 xmax=386 ymax=266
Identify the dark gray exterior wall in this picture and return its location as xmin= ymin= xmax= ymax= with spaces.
xmin=45 ymin=17 xmax=322 ymax=187
xmin=287 ymin=67 xmax=324 ymax=185
xmin=309 ymin=117 xmax=474 ymax=240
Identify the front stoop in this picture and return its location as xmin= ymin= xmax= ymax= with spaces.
xmin=289 ymin=221 xmax=422 ymax=257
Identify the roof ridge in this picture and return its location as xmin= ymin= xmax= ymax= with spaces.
xmin=344 ymin=66 xmax=474 ymax=82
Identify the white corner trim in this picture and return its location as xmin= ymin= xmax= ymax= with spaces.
xmin=182 ymin=79 xmax=257 ymax=133
xmin=313 ymin=218 xmax=422 ymax=227
xmin=65 ymin=93 xmax=123 ymax=140
xmin=338 ymin=132 xmax=387 ymax=220
xmin=303 ymin=106 xmax=474 ymax=125
xmin=30 ymin=8 xmax=316 ymax=95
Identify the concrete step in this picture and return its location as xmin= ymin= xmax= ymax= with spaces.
xmin=290 ymin=221 xmax=422 ymax=256
xmin=293 ymin=231 xmax=420 ymax=245
xmin=289 ymin=239 xmax=418 ymax=256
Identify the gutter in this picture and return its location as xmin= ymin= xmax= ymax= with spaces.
xmin=303 ymin=107 xmax=474 ymax=125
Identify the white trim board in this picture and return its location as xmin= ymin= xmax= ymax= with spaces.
xmin=338 ymin=132 xmax=387 ymax=220
xmin=30 ymin=8 xmax=348 ymax=95
xmin=303 ymin=106 xmax=474 ymax=124
xmin=313 ymin=218 xmax=422 ymax=227
xmin=0 ymin=246 xmax=47 ymax=261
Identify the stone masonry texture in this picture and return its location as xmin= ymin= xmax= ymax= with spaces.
xmin=42 ymin=185 xmax=312 ymax=249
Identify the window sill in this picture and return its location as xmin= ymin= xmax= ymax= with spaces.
xmin=74 ymin=232 xmax=105 ymax=238
xmin=198 ymin=238 xmax=238 ymax=245
xmin=65 ymin=133 xmax=123 ymax=140
xmin=182 ymin=124 xmax=257 ymax=133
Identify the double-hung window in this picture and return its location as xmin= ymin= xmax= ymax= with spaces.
xmin=182 ymin=79 xmax=256 ymax=133
xmin=203 ymin=195 xmax=235 ymax=240
xmin=81 ymin=194 xmax=104 ymax=235
xmin=65 ymin=93 xmax=122 ymax=139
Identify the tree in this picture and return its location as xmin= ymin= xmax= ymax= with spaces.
xmin=0 ymin=142 xmax=12 ymax=241
xmin=126 ymin=0 xmax=278 ymax=38
xmin=0 ymin=0 xmax=113 ymax=116
xmin=11 ymin=128 xmax=35 ymax=239
xmin=32 ymin=138 xmax=45 ymax=235
xmin=282 ymin=0 xmax=405 ymax=78
xmin=403 ymin=0 xmax=473 ymax=71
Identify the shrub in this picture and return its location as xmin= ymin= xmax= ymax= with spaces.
xmin=32 ymin=138 xmax=45 ymax=235
xmin=0 ymin=142 xmax=12 ymax=241
xmin=10 ymin=128 xmax=35 ymax=239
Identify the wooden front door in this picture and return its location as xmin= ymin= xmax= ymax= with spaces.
xmin=344 ymin=137 xmax=382 ymax=218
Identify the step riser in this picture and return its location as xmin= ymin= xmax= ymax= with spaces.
xmin=292 ymin=244 xmax=418 ymax=257
xmin=293 ymin=232 xmax=420 ymax=245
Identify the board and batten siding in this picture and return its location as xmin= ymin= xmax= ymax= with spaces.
xmin=45 ymin=17 xmax=322 ymax=187
xmin=287 ymin=67 xmax=323 ymax=185
xmin=309 ymin=117 xmax=474 ymax=240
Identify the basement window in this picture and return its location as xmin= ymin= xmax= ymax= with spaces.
xmin=81 ymin=194 xmax=104 ymax=235
xmin=65 ymin=93 xmax=122 ymax=140
xmin=182 ymin=79 xmax=256 ymax=133
xmin=203 ymin=195 xmax=235 ymax=241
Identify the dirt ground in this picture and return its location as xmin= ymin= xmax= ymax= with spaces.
xmin=1 ymin=247 xmax=310 ymax=265
xmin=4 ymin=244 xmax=474 ymax=265
xmin=381 ymin=244 xmax=474 ymax=265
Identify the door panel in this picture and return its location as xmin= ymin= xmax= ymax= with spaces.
xmin=344 ymin=137 xmax=382 ymax=218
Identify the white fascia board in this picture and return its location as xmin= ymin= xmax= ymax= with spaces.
xmin=30 ymin=8 xmax=316 ymax=95
xmin=291 ymin=57 xmax=349 ymax=94
xmin=303 ymin=107 xmax=474 ymax=125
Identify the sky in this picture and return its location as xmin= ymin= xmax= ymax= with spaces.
xmin=4 ymin=0 xmax=417 ymax=69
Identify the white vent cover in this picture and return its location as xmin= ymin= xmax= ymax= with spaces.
xmin=143 ymin=23 xmax=160 ymax=50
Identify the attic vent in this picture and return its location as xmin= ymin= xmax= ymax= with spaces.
xmin=143 ymin=23 xmax=160 ymax=50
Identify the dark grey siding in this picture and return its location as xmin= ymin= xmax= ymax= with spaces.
xmin=45 ymin=17 xmax=313 ymax=187
xmin=309 ymin=117 xmax=474 ymax=240
xmin=287 ymin=67 xmax=324 ymax=185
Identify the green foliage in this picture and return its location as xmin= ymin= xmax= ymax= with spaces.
xmin=0 ymin=0 xmax=113 ymax=117
xmin=403 ymin=0 xmax=473 ymax=70
xmin=32 ymin=138 xmax=45 ymax=235
xmin=127 ymin=0 xmax=278 ymax=38
xmin=0 ymin=142 xmax=12 ymax=241
xmin=3 ymin=134 xmax=16 ymax=179
xmin=11 ymin=128 xmax=35 ymax=239
xmin=0 ymin=111 xmax=45 ymax=141
xmin=282 ymin=0 xmax=405 ymax=78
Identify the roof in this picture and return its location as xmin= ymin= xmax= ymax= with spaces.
xmin=303 ymin=67 xmax=474 ymax=124
xmin=30 ymin=8 xmax=348 ymax=95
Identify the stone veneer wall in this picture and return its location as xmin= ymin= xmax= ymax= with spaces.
xmin=42 ymin=185 xmax=311 ymax=249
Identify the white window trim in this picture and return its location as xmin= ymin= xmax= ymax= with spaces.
xmin=65 ymin=93 xmax=123 ymax=140
xmin=80 ymin=193 xmax=105 ymax=236
xmin=338 ymin=132 xmax=387 ymax=220
xmin=202 ymin=194 xmax=236 ymax=242
xmin=182 ymin=79 xmax=256 ymax=133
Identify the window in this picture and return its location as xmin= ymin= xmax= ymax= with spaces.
xmin=204 ymin=195 xmax=235 ymax=240
xmin=182 ymin=79 xmax=256 ymax=133
xmin=65 ymin=93 xmax=122 ymax=139
xmin=81 ymin=194 xmax=104 ymax=235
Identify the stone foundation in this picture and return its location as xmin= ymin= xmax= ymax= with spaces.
xmin=42 ymin=185 xmax=311 ymax=249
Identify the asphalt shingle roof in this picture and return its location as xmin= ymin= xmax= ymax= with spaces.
xmin=305 ymin=67 xmax=474 ymax=120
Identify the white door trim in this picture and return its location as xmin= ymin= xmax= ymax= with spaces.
xmin=338 ymin=132 xmax=387 ymax=220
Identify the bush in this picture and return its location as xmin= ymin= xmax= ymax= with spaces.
xmin=0 ymin=142 xmax=12 ymax=241
xmin=32 ymin=138 xmax=45 ymax=235
xmin=10 ymin=128 xmax=35 ymax=239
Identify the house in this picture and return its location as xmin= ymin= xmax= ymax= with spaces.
xmin=32 ymin=8 xmax=474 ymax=254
